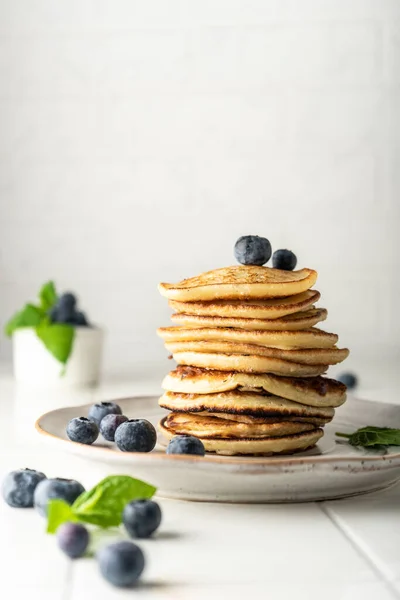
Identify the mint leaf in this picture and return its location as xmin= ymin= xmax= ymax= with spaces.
xmin=39 ymin=281 xmax=58 ymax=311
xmin=35 ymin=322 xmax=75 ymax=365
xmin=72 ymin=475 xmax=156 ymax=528
xmin=47 ymin=499 xmax=76 ymax=534
xmin=336 ymin=426 xmax=400 ymax=447
xmin=4 ymin=304 xmax=44 ymax=337
xmin=46 ymin=476 xmax=157 ymax=534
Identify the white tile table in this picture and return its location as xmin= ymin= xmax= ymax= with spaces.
xmin=0 ymin=367 xmax=399 ymax=600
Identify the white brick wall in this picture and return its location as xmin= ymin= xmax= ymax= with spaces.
xmin=1 ymin=1 xmax=399 ymax=376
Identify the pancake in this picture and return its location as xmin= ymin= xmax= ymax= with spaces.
xmin=159 ymin=390 xmax=335 ymax=420
xmin=172 ymin=351 xmax=327 ymax=376
xmin=195 ymin=411 xmax=330 ymax=426
xmin=169 ymin=290 xmax=321 ymax=319
xmin=162 ymin=367 xmax=346 ymax=407
xmin=165 ymin=341 xmax=349 ymax=366
xmin=158 ymin=326 xmax=338 ymax=349
xmin=171 ymin=308 xmax=327 ymax=331
xmin=159 ymin=265 xmax=318 ymax=302
xmin=159 ymin=417 xmax=323 ymax=455
xmin=164 ymin=412 xmax=316 ymax=439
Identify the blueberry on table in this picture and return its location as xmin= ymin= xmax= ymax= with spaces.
xmin=234 ymin=235 xmax=272 ymax=266
xmin=66 ymin=417 xmax=99 ymax=445
xmin=34 ymin=478 xmax=85 ymax=517
xmin=337 ymin=372 xmax=358 ymax=390
xmin=2 ymin=468 xmax=46 ymax=508
xmin=272 ymin=249 xmax=297 ymax=271
xmin=167 ymin=435 xmax=205 ymax=456
xmin=57 ymin=522 xmax=89 ymax=559
xmin=115 ymin=419 xmax=157 ymax=453
xmin=100 ymin=414 xmax=128 ymax=442
xmin=123 ymin=500 xmax=162 ymax=539
xmin=88 ymin=402 xmax=122 ymax=426
xmin=97 ymin=541 xmax=145 ymax=588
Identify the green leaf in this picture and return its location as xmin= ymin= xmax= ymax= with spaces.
xmin=72 ymin=475 xmax=156 ymax=528
xmin=4 ymin=303 xmax=44 ymax=337
xmin=39 ymin=281 xmax=58 ymax=311
xmin=336 ymin=426 xmax=400 ymax=448
xmin=35 ymin=322 xmax=75 ymax=365
xmin=47 ymin=499 xmax=76 ymax=534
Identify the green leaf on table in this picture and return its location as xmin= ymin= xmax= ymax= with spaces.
xmin=4 ymin=303 xmax=44 ymax=337
xmin=47 ymin=499 xmax=77 ymax=534
xmin=336 ymin=426 xmax=400 ymax=448
xmin=46 ymin=476 xmax=157 ymax=534
xmin=35 ymin=322 xmax=75 ymax=365
xmin=72 ymin=475 xmax=157 ymax=528
xmin=39 ymin=280 xmax=58 ymax=311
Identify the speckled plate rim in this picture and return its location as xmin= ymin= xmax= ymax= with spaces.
xmin=35 ymin=395 xmax=400 ymax=469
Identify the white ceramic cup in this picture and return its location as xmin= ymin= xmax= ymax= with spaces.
xmin=12 ymin=327 xmax=104 ymax=387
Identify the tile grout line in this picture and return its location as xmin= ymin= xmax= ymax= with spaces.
xmin=318 ymin=502 xmax=400 ymax=600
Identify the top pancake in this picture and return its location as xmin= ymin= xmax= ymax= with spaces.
xmin=159 ymin=265 xmax=318 ymax=302
xmin=169 ymin=290 xmax=321 ymax=319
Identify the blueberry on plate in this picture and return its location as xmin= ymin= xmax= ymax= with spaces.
xmin=115 ymin=419 xmax=157 ymax=453
xmin=34 ymin=478 xmax=85 ymax=517
xmin=100 ymin=414 xmax=128 ymax=442
xmin=272 ymin=249 xmax=297 ymax=271
xmin=66 ymin=417 xmax=99 ymax=445
xmin=337 ymin=372 xmax=358 ymax=390
xmin=166 ymin=435 xmax=205 ymax=456
xmin=234 ymin=235 xmax=272 ymax=266
xmin=123 ymin=500 xmax=162 ymax=539
xmin=2 ymin=468 xmax=46 ymax=508
xmin=97 ymin=541 xmax=145 ymax=588
xmin=88 ymin=402 xmax=122 ymax=426
xmin=57 ymin=522 xmax=90 ymax=559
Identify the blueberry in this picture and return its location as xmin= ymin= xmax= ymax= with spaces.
xmin=88 ymin=402 xmax=122 ymax=426
xmin=166 ymin=435 xmax=205 ymax=456
xmin=57 ymin=522 xmax=90 ymax=559
xmin=73 ymin=311 xmax=89 ymax=326
xmin=53 ymin=293 xmax=77 ymax=323
xmin=100 ymin=414 xmax=128 ymax=442
xmin=97 ymin=541 xmax=145 ymax=588
xmin=123 ymin=500 xmax=162 ymax=539
xmin=272 ymin=249 xmax=297 ymax=271
xmin=59 ymin=293 xmax=77 ymax=310
xmin=2 ymin=468 xmax=46 ymax=508
xmin=337 ymin=372 xmax=358 ymax=390
xmin=56 ymin=304 xmax=75 ymax=323
xmin=234 ymin=235 xmax=272 ymax=266
xmin=66 ymin=417 xmax=99 ymax=445
xmin=115 ymin=420 xmax=157 ymax=453
xmin=63 ymin=311 xmax=89 ymax=327
xmin=34 ymin=478 xmax=85 ymax=517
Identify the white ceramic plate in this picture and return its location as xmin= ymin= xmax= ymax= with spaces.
xmin=35 ymin=396 xmax=400 ymax=503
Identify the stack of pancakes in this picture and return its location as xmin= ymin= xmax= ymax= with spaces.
xmin=157 ymin=265 xmax=349 ymax=456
